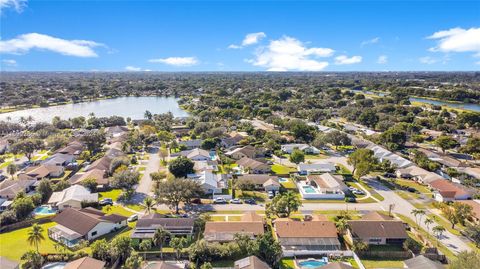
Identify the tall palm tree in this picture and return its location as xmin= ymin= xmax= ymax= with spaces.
xmin=424 ymin=218 xmax=434 ymax=233
xmin=27 ymin=224 xmax=45 ymax=253
xmin=142 ymin=196 xmax=156 ymax=214
xmin=432 ymin=225 xmax=446 ymax=240
xmin=153 ymin=227 xmax=171 ymax=259
xmin=335 ymin=218 xmax=349 ymax=235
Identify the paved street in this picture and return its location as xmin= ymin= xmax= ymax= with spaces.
xmin=136 ymin=146 xmax=160 ymax=195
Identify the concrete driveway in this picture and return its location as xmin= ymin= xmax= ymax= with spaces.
xmin=135 ymin=146 xmax=160 ymax=196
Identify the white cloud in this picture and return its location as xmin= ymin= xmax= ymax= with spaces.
xmin=427 ymin=27 xmax=480 ymax=55
xmin=248 ymin=36 xmax=333 ymax=71
xmin=419 ymin=56 xmax=438 ymax=64
xmin=361 ymin=37 xmax=380 ymax=46
xmin=0 ymin=33 xmax=103 ymax=57
xmin=2 ymin=59 xmax=17 ymax=66
xmin=125 ymin=66 xmax=143 ymax=71
xmin=377 ymin=55 xmax=388 ymax=64
xmin=0 ymin=0 xmax=26 ymax=12
xmin=148 ymin=57 xmax=198 ymax=66
xmin=242 ymin=32 xmax=266 ymax=46
xmin=334 ymin=55 xmax=362 ymax=65
xmin=228 ymin=44 xmax=242 ymax=49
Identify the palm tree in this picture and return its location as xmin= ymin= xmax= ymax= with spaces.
xmin=411 ymin=209 xmax=425 ymax=227
xmin=170 ymin=236 xmax=187 ymax=260
xmin=335 ymin=218 xmax=349 ymax=235
xmin=139 ymin=239 xmax=152 ymax=259
xmin=424 ymin=218 xmax=434 ymax=233
xmin=142 ymin=196 xmax=156 ymax=214
xmin=352 ymin=240 xmax=368 ymax=252
xmin=21 ymin=250 xmax=43 ymax=269
xmin=153 ymin=227 xmax=171 ymax=259
xmin=7 ymin=163 xmax=17 ymax=180
xmin=27 ymin=224 xmax=45 ymax=253
xmin=432 ymin=225 xmax=446 ymax=240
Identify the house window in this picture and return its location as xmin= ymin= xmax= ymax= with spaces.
xmin=91 ymin=231 xmax=97 ymax=236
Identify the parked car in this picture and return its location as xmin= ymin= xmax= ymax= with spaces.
xmin=127 ymin=214 xmax=138 ymax=222
xmin=243 ymin=198 xmax=256 ymax=205
xmin=267 ymin=191 xmax=275 ymax=199
xmin=213 ymin=197 xmax=227 ymax=204
xmin=384 ymin=172 xmax=396 ymax=178
xmin=191 ymin=198 xmax=202 ymax=204
xmin=230 ymin=198 xmax=242 ymax=204
xmin=0 ymin=175 xmax=6 ymax=182
xmin=99 ymin=198 xmax=113 ymax=206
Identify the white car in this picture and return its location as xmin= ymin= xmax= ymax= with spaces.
xmin=213 ymin=197 xmax=227 ymax=204
xmin=230 ymin=198 xmax=242 ymax=204
xmin=127 ymin=214 xmax=138 ymax=222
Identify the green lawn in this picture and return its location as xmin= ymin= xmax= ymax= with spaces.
xmin=304 ymin=154 xmax=328 ymax=160
xmin=271 ymin=164 xmax=296 ymax=175
xmin=102 ymin=205 xmax=135 ymax=217
xmin=235 ymin=190 xmax=267 ymax=202
xmin=0 ymin=222 xmax=69 ymax=262
xmin=98 ymin=189 xmax=123 ymax=201
xmin=279 ymin=178 xmax=297 ymax=189
xmin=395 ymin=179 xmax=432 ymax=194
xmin=361 ymin=258 xmax=405 ymax=269
xmin=125 ymin=204 xmax=146 ymax=212
xmin=280 ymin=258 xmax=295 ymax=269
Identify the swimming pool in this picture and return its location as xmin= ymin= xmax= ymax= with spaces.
xmin=302 ymin=185 xmax=318 ymax=194
xmin=41 ymin=262 xmax=66 ymax=269
xmin=298 ymin=260 xmax=327 ymax=268
xmin=34 ymin=205 xmax=56 ymax=215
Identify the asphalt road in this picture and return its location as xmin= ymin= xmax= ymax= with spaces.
xmin=136 ymin=146 xmax=160 ymax=195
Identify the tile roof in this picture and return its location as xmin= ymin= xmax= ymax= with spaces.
xmin=403 ymin=255 xmax=444 ymax=269
xmin=68 ymin=168 xmax=108 ymax=185
xmin=430 ymin=179 xmax=473 ymax=199
xmin=237 ymin=174 xmax=279 ymax=185
xmin=236 ymin=157 xmax=269 ymax=170
xmin=348 ymin=220 xmax=408 ymax=239
xmin=64 ymin=257 xmax=105 ymax=269
xmin=234 ymin=256 xmax=271 ymax=269
xmin=274 ymin=218 xmax=338 ymax=238
xmin=361 ymin=211 xmax=393 ymax=221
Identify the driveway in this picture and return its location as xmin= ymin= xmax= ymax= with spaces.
xmin=135 ymin=146 xmax=160 ymax=196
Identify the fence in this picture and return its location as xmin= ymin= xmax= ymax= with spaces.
xmin=0 ymin=215 xmax=55 ymax=233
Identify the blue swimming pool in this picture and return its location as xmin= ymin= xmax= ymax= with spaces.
xmin=298 ymin=260 xmax=327 ymax=268
xmin=41 ymin=262 xmax=66 ymax=269
xmin=34 ymin=205 xmax=56 ymax=215
xmin=302 ymin=185 xmax=317 ymax=194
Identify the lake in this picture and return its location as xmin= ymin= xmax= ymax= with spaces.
xmin=0 ymin=96 xmax=190 ymax=122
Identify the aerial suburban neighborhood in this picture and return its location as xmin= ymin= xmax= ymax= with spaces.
xmin=1 ymin=0 xmax=480 ymax=269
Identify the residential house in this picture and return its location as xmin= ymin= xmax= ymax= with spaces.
xmin=0 ymin=198 xmax=13 ymax=212
xmin=64 ymin=257 xmax=105 ymax=269
xmin=236 ymin=174 xmax=280 ymax=192
xmin=187 ymin=171 xmax=227 ymax=194
xmin=396 ymin=166 xmax=444 ymax=185
xmin=236 ymin=157 xmax=271 ymax=174
xmin=105 ymin=126 xmax=129 ymax=143
xmin=225 ymin=145 xmax=257 ymax=160
xmin=174 ymin=148 xmax=211 ymax=161
xmin=0 ymin=179 xmax=36 ymax=200
xmin=298 ymin=173 xmax=347 ymax=200
xmin=131 ymin=213 xmax=195 ymax=240
xmin=85 ymin=148 xmax=125 ymax=172
xmin=171 ymin=125 xmax=191 ymax=137
xmin=403 ymin=255 xmax=444 ymax=269
xmin=19 ymin=164 xmax=64 ymax=180
xmin=458 ymin=200 xmax=480 ymax=223
xmin=416 ymin=148 xmax=466 ymax=169
xmin=281 ymin=144 xmax=320 ymax=154
xmin=234 ymin=256 xmax=271 ymax=269
xmin=43 ymin=153 xmax=75 ymax=167
xmin=367 ymin=145 xmax=413 ymax=168
xmin=193 ymin=160 xmax=219 ymax=173
xmin=56 ymin=141 xmax=84 ymax=155
xmin=179 ymin=139 xmax=203 ymax=150
xmin=0 ymin=257 xmax=19 ymax=269
xmin=221 ymin=131 xmax=249 ymax=148
xmin=430 ymin=179 xmax=473 ymax=202
xmin=204 ymin=212 xmax=265 ymax=242
xmin=48 ymin=185 xmax=98 ymax=210
xmin=68 ymin=168 xmax=109 ymax=189
xmin=273 ymin=216 xmax=341 ymax=251
xmin=297 ymin=163 xmax=336 ymax=175
xmin=49 ymin=207 xmax=127 ymax=247
xmin=347 ymin=212 xmax=408 ymax=245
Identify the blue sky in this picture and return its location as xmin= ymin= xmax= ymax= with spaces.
xmin=1 ymin=0 xmax=479 ymax=71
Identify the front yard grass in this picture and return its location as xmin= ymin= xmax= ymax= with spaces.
xmin=98 ymin=189 xmax=123 ymax=201
xmin=101 ymin=205 xmax=134 ymax=217
xmin=361 ymin=258 xmax=404 ymax=269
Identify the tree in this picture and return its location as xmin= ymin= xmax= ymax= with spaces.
xmin=153 ymin=227 xmax=171 ymax=259
xmin=434 ymin=135 xmax=459 ymax=153
xmin=139 ymin=239 xmax=153 ymax=259
xmin=201 ymin=138 xmax=217 ymax=150
xmin=289 ymin=148 xmax=305 ymax=164
xmin=159 ymin=147 xmax=169 ymax=164
xmin=347 ymin=148 xmax=376 ymax=178
xmin=144 ymin=110 xmax=153 ymax=120
xmin=235 ymin=179 xmax=255 ymax=191
xmin=380 ymin=127 xmax=407 ymax=151
xmin=403 ymin=237 xmax=422 ymax=253
xmin=424 ymin=218 xmax=434 ymax=233
xmin=111 ymin=170 xmax=140 ymax=190
xmin=155 ymin=178 xmax=203 ymax=214
xmin=7 ymin=163 xmax=17 ymax=179
xmin=37 ymin=179 xmax=53 ymax=203
xmin=13 ymin=196 xmax=35 ymax=219
xmin=324 ymin=130 xmax=351 ymax=149
xmin=81 ymin=130 xmax=106 ymax=153
xmin=460 ymin=137 xmax=480 ymax=156
xmin=21 ymin=250 xmax=43 ymax=269
xmin=27 ymin=224 xmax=45 ymax=253
xmin=352 ymin=240 xmax=368 ymax=252
xmin=257 ymin=232 xmax=282 ymax=268
xmin=91 ymin=239 xmax=110 ymax=262
xmin=123 ymin=251 xmax=144 ymax=269
xmin=432 ymin=225 xmax=446 ymax=239
xmin=168 ymin=156 xmax=195 ymax=178
xmin=110 ymin=236 xmax=133 ymax=263
xmin=142 ymin=196 xmax=156 ymax=214
xmin=82 ymin=177 xmax=98 ymax=193
xmin=453 ymin=202 xmax=473 ymax=226
xmin=335 ymin=218 xmax=349 ymax=235
xmin=449 ymin=251 xmax=480 ymax=269
xmin=157 ymin=130 xmax=174 ymax=142
xmin=200 ymin=262 xmax=213 ymax=269
xmin=465 ymin=224 xmax=480 ymax=247
xmin=358 ymin=109 xmax=379 ymax=128
xmin=266 ymin=191 xmax=302 ymax=218
xmin=443 ymin=206 xmax=459 ymax=229
xmin=411 ymin=209 xmax=426 ymax=227
xmin=10 ymin=138 xmax=44 ymax=161
xmin=46 ymin=134 xmax=68 ymax=150
xmin=170 ymin=237 xmax=188 ymax=260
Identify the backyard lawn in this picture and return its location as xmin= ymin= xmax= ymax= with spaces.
xmin=271 ymin=164 xmax=296 ymax=175
xmin=279 ymin=178 xmax=297 ymax=189
xmin=361 ymin=258 xmax=404 ymax=269
xmin=98 ymin=189 xmax=123 ymax=201
xmin=0 ymin=222 xmax=61 ymax=261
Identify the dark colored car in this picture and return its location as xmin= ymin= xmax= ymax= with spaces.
xmin=243 ymin=198 xmax=256 ymax=205
xmin=384 ymin=173 xmax=396 ymax=178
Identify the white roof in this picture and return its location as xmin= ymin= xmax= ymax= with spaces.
xmin=297 ymin=163 xmax=336 ymax=172
xmin=48 ymin=185 xmax=98 ymax=204
xmin=188 ymin=171 xmax=219 ymax=189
